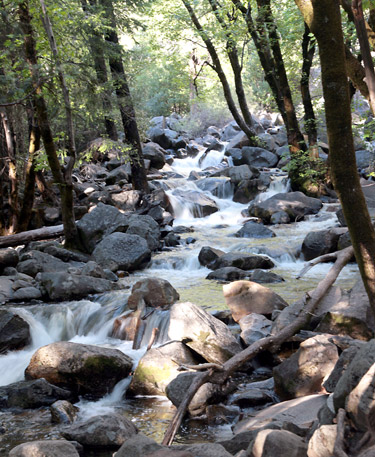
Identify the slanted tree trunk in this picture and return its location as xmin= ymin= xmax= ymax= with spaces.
xmin=18 ymin=1 xmax=80 ymax=250
xmin=182 ymin=0 xmax=258 ymax=144
xmin=295 ymin=0 xmax=375 ymax=318
xmin=100 ymin=0 xmax=149 ymax=193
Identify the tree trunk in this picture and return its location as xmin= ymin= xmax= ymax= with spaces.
xmin=100 ymin=0 xmax=149 ymax=193
xmin=0 ymin=224 xmax=64 ymax=248
xmin=18 ymin=1 xmax=80 ymax=250
xmin=182 ymin=0 xmax=258 ymax=144
xmin=295 ymin=0 xmax=375 ymax=318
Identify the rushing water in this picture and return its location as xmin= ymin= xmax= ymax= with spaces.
xmin=0 ymin=146 xmax=359 ymax=455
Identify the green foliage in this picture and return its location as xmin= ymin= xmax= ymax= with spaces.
xmin=286 ymin=149 xmax=328 ymax=194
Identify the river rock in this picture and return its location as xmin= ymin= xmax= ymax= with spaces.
xmin=211 ymin=253 xmax=274 ymax=271
xmin=168 ymin=301 xmax=242 ymax=363
xmin=198 ymin=246 xmax=225 ymax=267
xmin=273 ymin=334 xmax=339 ymax=400
xmin=195 ymin=177 xmax=232 ymax=198
xmin=61 ymin=413 xmax=138 ymax=447
xmin=0 ymin=248 xmax=19 ymax=272
xmin=249 ymin=191 xmax=323 ymax=223
xmin=25 ymin=341 xmax=133 ymax=398
xmin=301 ymin=228 xmax=348 ymax=260
xmin=93 ymin=232 xmax=151 ymax=272
xmin=233 ymin=394 xmax=329 ymax=435
xmin=9 ymin=440 xmax=80 ymax=457
xmin=206 ymin=267 xmax=250 ymax=281
xmin=143 ymin=142 xmax=167 ymax=169
xmin=17 ymin=250 xmax=68 ymax=278
xmin=223 ymin=280 xmax=288 ymax=321
xmin=0 ymin=378 xmax=72 ymax=409
xmin=50 ymin=400 xmax=79 ymax=424
xmin=114 ymin=433 xmax=163 ymax=457
xmin=128 ymin=278 xmax=180 ymax=310
xmin=110 ymin=189 xmax=143 ymax=211
xmin=0 ymin=276 xmax=14 ymax=303
xmin=249 ymin=429 xmax=308 ymax=457
xmin=126 ymin=214 xmax=161 ymax=251
xmin=239 ymin=313 xmax=272 ymax=346
xmin=166 ymin=371 xmax=221 ymax=415
xmin=171 ymin=189 xmax=219 ymax=217
xmin=234 ymin=221 xmax=276 ymax=238
xmin=213 ymin=164 xmax=259 ymax=184
xmin=250 ymin=269 xmax=284 ymax=283
xmin=76 ymin=203 xmax=129 ymax=253
xmin=241 ymin=146 xmax=279 ymax=168
xmin=0 ymin=310 xmax=30 ymax=354
xmin=129 ymin=341 xmax=199 ymax=395
xmin=178 ymin=443 xmax=234 ymax=457
xmin=148 ymin=127 xmax=178 ymax=149
xmin=233 ymin=178 xmax=270 ymax=204
xmin=37 ymin=272 xmax=120 ymax=301
xmin=307 ymin=424 xmax=337 ymax=457
xmin=105 ymin=164 xmax=131 ymax=185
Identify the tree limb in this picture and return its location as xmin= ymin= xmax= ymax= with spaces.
xmin=297 ymin=246 xmax=354 ymax=279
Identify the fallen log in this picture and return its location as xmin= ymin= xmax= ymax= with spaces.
xmin=162 ymin=246 xmax=354 ymax=446
xmin=0 ymin=224 xmax=64 ymax=249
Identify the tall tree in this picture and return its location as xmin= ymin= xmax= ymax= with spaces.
xmin=295 ymin=0 xmax=375 ymax=318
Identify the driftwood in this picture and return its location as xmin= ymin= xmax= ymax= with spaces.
xmin=296 ymin=246 xmax=354 ymax=279
xmin=162 ymin=246 xmax=354 ymax=446
xmin=0 ymin=224 xmax=64 ymax=248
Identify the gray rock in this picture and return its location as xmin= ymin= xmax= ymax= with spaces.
xmin=223 ymin=280 xmax=287 ymax=322
xmin=128 ymin=277 xmax=179 ymax=310
xmin=0 ymin=248 xmax=19 ymax=272
xmin=221 ymin=121 xmax=242 ymax=142
xmin=233 ymin=178 xmax=270 ymax=204
xmin=250 ymin=269 xmax=284 ymax=284
xmin=249 ymin=429 xmax=308 ymax=457
xmin=143 ymin=142 xmax=167 ymax=169
xmin=168 ymin=301 xmax=242 ymax=363
xmin=126 ymin=214 xmax=160 ymax=251
xmin=206 ymin=267 xmax=250 ymax=282
xmin=93 ymin=232 xmax=151 ymax=272
xmin=171 ymin=189 xmax=219 ymax=217
xmin=301 ymin=228 xmax=348 ymax=261
xmin=61 ymin=413 xmax=138 ymax=447
xmin=195 ymin=177 xmax=232 ymax=198
xmin=307 ymin=424 xmax=337 ymax=457
xmin=105 ymin=164 xmax=131 ymax=185
xmin=198 ymin=246 xmax=225 ymax=267
xmin=77 ymin=203 xmax=129 ymax=253
xmin=213 ymin=164 xmax=259 ymax=184
xmin=81 ymin=260 xmax=108 ymax=279
xmin=17 ymin=250 xmax=68 ymax=278
xmin=114 ymin=433 xmax=163 ymax=457
xmin=273 ymin=334 xmax=339 ymax=400
xmin=9 ymin=440 xmax=80 ymax=457
xmin=211 ymin=253 xmax=274 ymax=271
xmin=235 ymin=221 xmax=276 ymax=239
xmin=179 ymin=443 xmax=233 ymax=457
xmin=270 ymin=210 xmax=291 ymax=224
xmin=50 ymin=400 xmax=78 ymax=424
xmin=0 ymin=310 xmax=30 ymax=354
xmin=110 ymin=190 xmax=142 ymax=211
xmin=13 ymin=286 xmax=42 ymax=301
xmin=356 ymin=149 xmax=375 ymax=169
xmin=241 ymin=146 xmax=279 ymax=168
xmin=239 ymin=313 xmax=272 ymax=346
xmin=25 ymin=341 xmax=133 ymax=398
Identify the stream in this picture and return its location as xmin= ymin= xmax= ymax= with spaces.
xmin=0 ymin=148 xmax=359 ymax=455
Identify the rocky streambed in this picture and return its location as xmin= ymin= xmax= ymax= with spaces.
xmin=1 ymin=113 xmax=375 ymax=457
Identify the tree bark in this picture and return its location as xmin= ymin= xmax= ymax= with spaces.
xmin=295 ymin=0 xmax=375 ymax=318
xmin=0 ymin=224 xmax=64 ymax=248
xmin=100 ymin=0 xmax=149 ymax=193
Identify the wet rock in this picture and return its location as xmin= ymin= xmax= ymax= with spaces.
xmin=178 ymin=443 xmax=233 ymax=457
xmin=93 ymin=232 xmax=151 ymax=272
xmin=231 ymin=388 xmax=274 ymax=407
xmin=17 ymin=250 xmax=68 ymax=278
xmin=0 ymin=248 xmax=19 ymax=272
xmin=232 ymin=178 xmax=269 ymax=203
xmin=198 ymin=246 xmax=225 ymax=267
xmin=50 ymin=400 xmax=79 ymax=424
xmin=239 ymin=313 xmax=272 ymax=346
xmin=249 ymin=429 xmax=308 ymax=457
xmin=166 ymin=371 xmax=221 ymax=415
xmin=0 ymin=310 xmax=30 ymax=354
xmin=206 ymin=267 xmax=250 ymax=282
xmin=114 ymin=433 xmax=163 ymax=457
xmin=249 ymin=191 xmax=323 ymax=223
xmin=61 ymin=413 xmax=138 ymax=448
xmin=105 ymin=164 xmax=131 ymax=185
xmin=223 ymin=280 xmax=287 ymax=322
xmin=241 ymin=146 xmax=279 ymax=168
xmin=273 ymin=334 xmax=339 ymax=400
xmin=126 ymin=214 xmax=161 ymax=251
xmin=37 ymin=272 xmax=120 ymax=301
xmin=221 ymin=121 xmax=242 ymax=142
xmin=76 ymin=203 xmax=129 ymax=253
xmin=301 ymin=228 xmax=348 ymax=261
xmin=129 ymin=341 xmax=199 ymax=395
xmin=110 ymin=189 xmax=143 ymax=211
xmin=213 ymin=164 xmax=259 ymax=184
xmin=211 ymin=253 xmax=274 ymax=271
xmin=13 ymin=286 xmax=42 ymax=301
xmin=171 ymin=189 xmax=219 ymax=217
xmin=250 ymin=269 xmax=284 ymax=284
xmin=168 ymin=301 xmax=242 ymax=364
xmin=143 ymin=142 xmax=167 ymax=169
xmin=80 ymin=260 xmax=108 ymax=279
xmin=128 ymin=278 xmax=180 ymax=310
xmin=234 ymin=221 xmax=276 ymax=238
xmin=0 ymin=378 xmax=72 ymax=409
xmin=270 ymin=210 xmax=290 ymax=224
xmin=307 ymin=424 xmax=337 ymax=457
xmin=0 ymin=276 xmax=14 ymax=303
xmin=25 ymin=341 xmax=133 ymax=398
xmin=195 ymin=177 xmax=232 ymax=198
xmin=9 ymin=440 xmax=80 ymax=457
xmin=148 ymin=127 xmax=178 ymax=149
xmin=206 ymin=404 xmax=241 ymax=425
xmin=163 ymin=232 xmax=180 ymax=247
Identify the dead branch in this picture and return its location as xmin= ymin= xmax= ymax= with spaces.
xmin=174 ymin=361 xmax=225 ymax=372
xmin=162 ymin=246 xmax=354 ymax=446
xmin=0 ymin=224 xmax=64 ymax=248
xmin=297 ymin=246 xmax=354 ymax=279
xmin=333 ymin=408 xmax=349 ymax=457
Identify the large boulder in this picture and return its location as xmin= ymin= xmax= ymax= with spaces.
xmin=212 ymin=164 xmax=259 ymax=184
xmin=110 ymin=190 xmax=142 ymax=211
xmin=239 ymin=313 xmax=272 ymax=346
xmin=114 ymin=434 xmax=164 ymax=457
xmin=126 ymin=214 xmax=161 ymax=251
xmin=0 ymin=310 xmax=30 ymax=354
xmin=223 ymin=280 xmax=288 ymax=321
xmin=195 ymin=177 xmax=232 ymax=198
xmin=93 ymin=232 xmax=151 ymax=272
xmin=307 ymin=425 xmax=337 ymax=457
xmin=128 ymin=278 xmax=179 ymax=310
xmin=17 ymin=250 xmax=68 ymax=278
xmin=168 ymin=302 xmax=242 ymax=364
xmin=25 ymin=341 xmax=133 ymax=398
xmin=147 ymin=127 xmax=178 ymax=149
xmin=206 ymin=267 xmax=250 ymax=282
xmin=37 ymin=272 xmax=120 ymax=301
xmin=0 ymin=378 xmax=72 ymax=409
xmin=9 ymin=440 xmax=80 ymax=457
xmin=0 ymin=248 xmax=19 ymax=272
xmin=77 ymin=203 xmax=129 ymax=253
xmin=198 ymin=246 xmax=225 ymax=268
xmin=249 ymin=192 xmax=323 ymax=223
xmin=301 ymin=228 xmax=348 ymax=260
xmin=171 ymin=189 xmax=219 ymax=217
xmin=241 ymin=146 xmax=279 ymax=168
xmin=211 ymin=253 xmax=274 ymax=271
xmin=249 ymin=429 xmax=308 ymax=457
xmin=61 ymin=413 xmax=138 ymax=448
xmin=129 ymin=341 xmax=199 ymax=395
xmin=273 ymin=334 xmax=339 ymax=400
xmin=232 ymin=178 xmax=270 ymax=204
xmin=234 ymin=221 xmax=276 ymax=239
xmin=142 ymin=142 xmax=167 ymax=169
